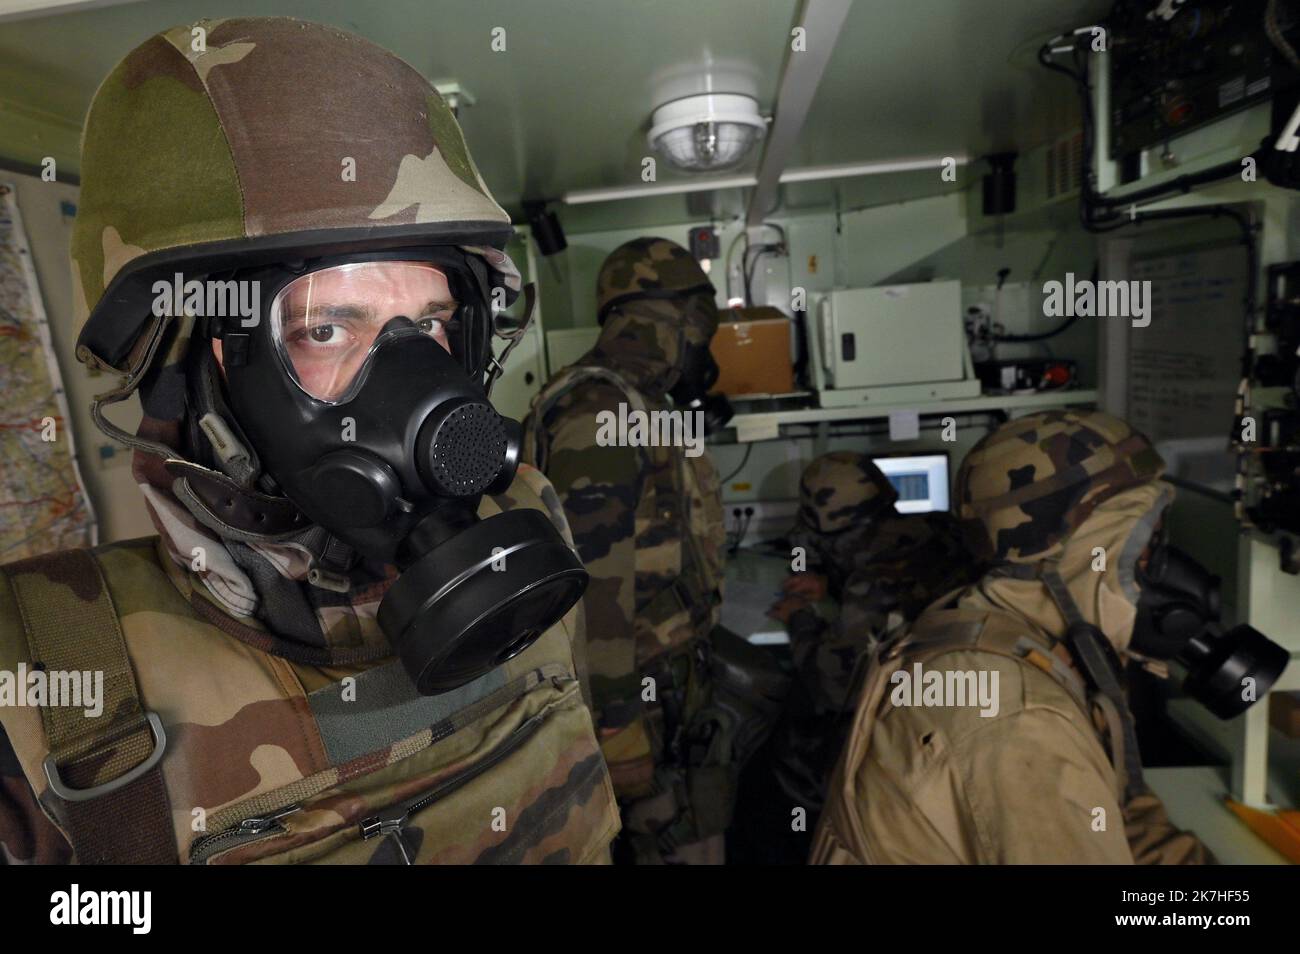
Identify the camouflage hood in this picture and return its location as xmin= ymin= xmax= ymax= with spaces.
xmin=583 ymin=295 xmax=720 ymax=397
xmin=961 ymin=480 xmax=1174 ymax=655
xmin=584 ymin=236 xmax=718 ymax=395
xmin=131 ymin=315 xmax=397 ymax=664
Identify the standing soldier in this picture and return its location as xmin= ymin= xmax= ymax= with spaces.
xmin=0 ymin=17 xmax=619 ymax=865
xmin=812 ymin=411 xmax=1216 ymax=864
xmin=524 ymin=237 xmax=785 ymax=864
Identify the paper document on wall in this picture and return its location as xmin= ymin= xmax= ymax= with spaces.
xmin=1127 ymin=247 xmax=1244 ymax=492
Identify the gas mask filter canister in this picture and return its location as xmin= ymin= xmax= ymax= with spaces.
xmin=217 ymin=252 xmax=588 ymax=694
xmin=1133 ymin=543 xmax=1289 ymax=719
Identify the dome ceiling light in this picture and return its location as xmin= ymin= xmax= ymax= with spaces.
xmin=648 ymin=93 xmax=767 ymax=173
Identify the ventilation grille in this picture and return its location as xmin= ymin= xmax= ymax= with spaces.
xmin=1046 ymin=131 xmax=1084 ymax=200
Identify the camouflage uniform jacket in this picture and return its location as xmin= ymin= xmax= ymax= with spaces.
xmin=522 ymin=344 xmax=727 ymax=799
xmin=0 ymin=467 xmax=620 ymax=864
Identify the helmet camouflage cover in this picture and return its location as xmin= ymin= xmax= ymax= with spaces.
xmin=72 ymin=16 xmax=519 ymax=372
xmin=796 ymin=451 xmax=899 ymax=535
xmin=595 ymin=236 xmax=715 ymax=324
xmin=957 ymin=409 xmax=1165 ymax=563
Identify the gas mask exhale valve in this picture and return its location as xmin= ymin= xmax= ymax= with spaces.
xmin=1134 ymin=544 xmax=1289 ymax=719
xmin=219 ymin=253 xmax=588 ymax=694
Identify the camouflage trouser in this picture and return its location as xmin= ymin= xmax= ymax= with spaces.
xmin=617 ymin=627 xmax=789 ymax=864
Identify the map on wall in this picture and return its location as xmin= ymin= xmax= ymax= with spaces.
xmin=0 ymin=182 xmax=96 ymax=560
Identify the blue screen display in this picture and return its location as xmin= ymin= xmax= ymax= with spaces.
xmin=887 ymin=472 xmax=930 ymax=501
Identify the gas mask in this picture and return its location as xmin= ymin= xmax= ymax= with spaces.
xmin=669 ymin=335 xmax=734 ymax=435
xmin=1134 ymin=543 xmax=1288 ymax=718
xmin=214 ymin=249 xmax=587 ymax=695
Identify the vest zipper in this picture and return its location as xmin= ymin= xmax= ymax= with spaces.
xmin=188 ymin=671 xmax=574 ymax=864
xmin=188 ymin=804 xmax=302 ymax=864
xmin=357 ymin=708 xmax=547 ymax=864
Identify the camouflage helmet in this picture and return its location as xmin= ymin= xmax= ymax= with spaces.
xmin=796 ymin=452 xmax=899 ymax=535
xmin=72 ymin=16 xmax=519 ymax=373
xmin=957 ymin=409 xmax=1165 ymax=563
xmin=595 ymin=236 xmax=715 ymax=324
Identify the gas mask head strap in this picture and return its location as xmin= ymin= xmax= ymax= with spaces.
xmin=88 ymin=312 xmax=184 ymax=462
xmin=485 ymin=282 xmax=538 ymax=396
xmin=1037 ymin=561 xmax=1147 ymax=803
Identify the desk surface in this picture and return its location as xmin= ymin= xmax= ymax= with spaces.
xmin=723 ymin=548 xmax=792 ymax=645
xmin=1145 ymin=766 xmax=1290 ymax=865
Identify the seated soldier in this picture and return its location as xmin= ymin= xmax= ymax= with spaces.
xmin=764 ymin=452 xmax=979 ymax=827
xmin=812 ymin=411 xmax=1213 ymax=864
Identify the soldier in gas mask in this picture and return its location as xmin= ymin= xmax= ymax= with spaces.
xmin=0 ymin=17 xmax=620 ymax=865
xmin=524 ymin=237 xmax=787 ymax=864
xmin=813 ymin=410 xmax=1288 ymax=864
xmin=773 ymin=451 xmax=980 ymax=713
xmin=763 ymin=452 xmax=980 ymax=831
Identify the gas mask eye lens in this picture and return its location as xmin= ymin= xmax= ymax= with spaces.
xmin=270 ymin=261 xmax=458 ymax=403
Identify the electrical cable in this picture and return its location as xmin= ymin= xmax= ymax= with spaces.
xmin=744 ymin=245 xmax=781 ymax=306
xmin=1037 ymin=37 xmax=1248 ymax=232
xmin=1038 ymin=20 xmax=1264 ymax=523
xmin=719 ymin=442 xmax=753 ymax=484
xmin=1267 ymin=0 xmax=1300 ymax=73
xmin=723 ymin=228 xmax=748 ymax=303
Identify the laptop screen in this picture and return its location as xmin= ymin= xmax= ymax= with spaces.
xmin=872 ymin=453 xmax=950 ymax=514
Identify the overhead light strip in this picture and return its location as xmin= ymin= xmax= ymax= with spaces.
xmin=561 ymin=155 xmax=969 ymax=205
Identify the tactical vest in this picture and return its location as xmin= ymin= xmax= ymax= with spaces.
xmin=811 ymin=606 xmax=1134 ymax=864
xmin=524 ymin=364 xmax=727 ymax=660
xmin=0 ymin=469 xmax=620 ymax=864
xmin=526 ymin=364 xmax=761 ymax=861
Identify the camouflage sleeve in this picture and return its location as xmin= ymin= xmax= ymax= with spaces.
xmin=0 ymin=724 xmax=72 ymax=864
xmin=787 ymin=527 xmax=827 ymax=574
xmin=1123 ymin=788 xmax=1215 ymax=864
xmin=509 ymin=463 xmax=594 ymax=708
xmin=538 ymin=383 xmax=643 ymax=728
xmin=789 ymin=595 xmax=881 ymax=715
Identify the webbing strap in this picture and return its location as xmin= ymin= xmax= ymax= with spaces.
xmin=1038 ymin=567 xmax=1146 ymax=802
xmin=1064 ymin=621 xmax=1147 ymax=803
xmin=2 ymin=549 xmax=176 ymax=864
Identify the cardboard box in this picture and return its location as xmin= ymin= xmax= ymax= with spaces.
xmin=710 ymin=307 xmax=795 ymax=397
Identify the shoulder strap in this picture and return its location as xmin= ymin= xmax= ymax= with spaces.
xmin=1 ymin=548 xmax=176 ymax=864
xmin=526 ymin=363 xmax=649 ymax=472
xmin=1037 ymin=565 xmax=1146 ymax=803
xmin=529 ymin=365 xmax=705 ymax=629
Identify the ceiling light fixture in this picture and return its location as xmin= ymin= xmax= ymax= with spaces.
xmin=648 ymin=93 xmax=766 ymax=172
